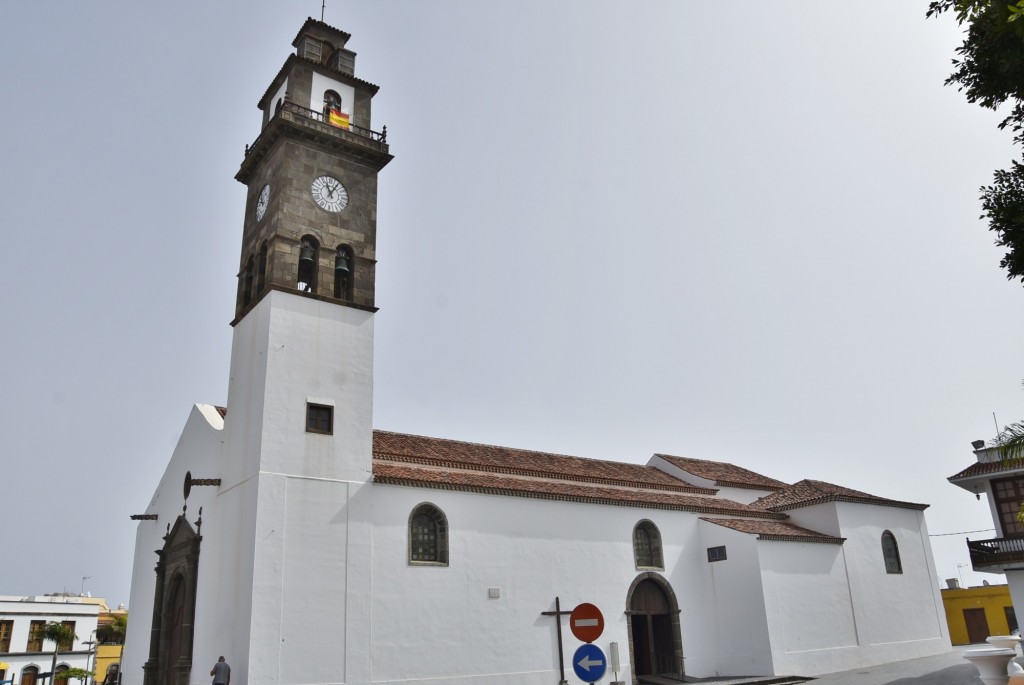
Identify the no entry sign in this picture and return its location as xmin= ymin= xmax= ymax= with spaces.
xmin=570 ymin=602 xmax=604 ymax=643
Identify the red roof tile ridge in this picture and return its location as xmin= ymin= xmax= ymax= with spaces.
xmin=699 ymin=516 xmax=846 ymax=544
xmin=373 ymin=430 xmax=717 ymax=495
xmin=754 ymin=479 xmax=928 ymax=511
xmin=949 ymin=457 xmax=1024 ymax=482
xmin=372 ymin=461 xmax=787 ymax=519
xmin=654 ymin=453 xmax=788 ymax=491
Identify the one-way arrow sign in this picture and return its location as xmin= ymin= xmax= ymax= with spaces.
xmin=572 ymin=643 xmax=607 ymax=682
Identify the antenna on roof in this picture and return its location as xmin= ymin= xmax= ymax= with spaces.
xmin=321 ymin=0 xmax=326 ymax=22
xmin=994 ymin=412 xmax=1002 ymax=438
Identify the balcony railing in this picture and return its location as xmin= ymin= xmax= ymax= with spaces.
xmin=968 ymin=536 xmax=1024 ymax=570
xmin=244 ymin=100 xmax=387 ymax=157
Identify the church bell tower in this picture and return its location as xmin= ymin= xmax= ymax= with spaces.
xmin=233 ymin=18 xmax=392 ymax=318
xmin=205 ymin=20 xmax=391 ymax=685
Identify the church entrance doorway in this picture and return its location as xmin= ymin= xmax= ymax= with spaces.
xmin=626 ymin=574 xmax=684 ymax=683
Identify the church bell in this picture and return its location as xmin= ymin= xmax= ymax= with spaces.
xmin=335 ymin=250 xmax=351 ymax=276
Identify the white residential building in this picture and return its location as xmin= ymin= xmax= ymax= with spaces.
xmin=0 ymin=596 xmax=99 ymax=685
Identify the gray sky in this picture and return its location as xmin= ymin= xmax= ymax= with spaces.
xmin=1 ymin=1 xmax=1022 ymax=607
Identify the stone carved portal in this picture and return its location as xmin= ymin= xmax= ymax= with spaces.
xmin=142 ymin=516 xmax=201 ymax=685
xmin=626 ymin=573 xmax=684 ymax=683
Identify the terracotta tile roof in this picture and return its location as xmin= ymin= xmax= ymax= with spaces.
xmin=949 ymin=458 xmax=1024 ymax=482
xmin=291 ymin=17 xmax=352 ymax=47
xmin=373 ymin=431 xmax=716 ymax=495
xmin=700 ymin=517 xmax=845 ymax=544
xmin=655 ymin=453 xmax=788 ymax=491
xmin=753 ymin=479 xmax=928 ymax=512
xmin=373 ymin=461 xmax=786 ymax=518
xmin=258 ymin=53 xmax=381 ymax=110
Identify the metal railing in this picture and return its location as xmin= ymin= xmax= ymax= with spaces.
xmin=967 ymin=536 xmax=1024 ymax=568
xmin=244 ymin=100 xmax=387 ymax=156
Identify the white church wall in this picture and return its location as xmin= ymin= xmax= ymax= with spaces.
xmin=257 ymin=291 xmax=374 ymax=484
xmin=757 ymin=540 xmax=858 ymax=675
xmin=694 ymin=522 xmax=774 ymax=676
xmin=264 ymin=78 xmax=288 ymax=128
xmin=368 ymin=484 xmax=724 ymax=684
xmin=834 ymin=502 xmax=950 ymax=665
xmin=122 ymin=404 xmax=225 ymax=685
xmin=776 ymin=502 xmax=841 ymax=538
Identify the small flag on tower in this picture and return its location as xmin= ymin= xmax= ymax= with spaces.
xmin=328 ymin=108 xmax=350 ymax=129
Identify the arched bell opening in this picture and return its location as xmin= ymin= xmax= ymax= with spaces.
xmin=297 ymin=235 xmax=320 ymax=293
xmin=256 ymin=241 xmax=268 ymax=294
xmin=334 ymin=244 xmax=354 ymax=300
xmin=625 ymin=573 xmax=684 ymax=683
xmin=242 ymin=254 xmax=256 ymax=307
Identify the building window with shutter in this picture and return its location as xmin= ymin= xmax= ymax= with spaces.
xmin=306 ymin=403 xmax=333 ymax=435
xmin=27 ymin=622 xmax=44 ymax=652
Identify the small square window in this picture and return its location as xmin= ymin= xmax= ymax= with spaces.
xmin=306 ymin=403 xmax=333 ymax=434
xmin=707 ymin=545 xmax=727 ymax=562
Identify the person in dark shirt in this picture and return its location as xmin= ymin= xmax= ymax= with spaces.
xmin=210 ymin=657 xmax=230 ymax=685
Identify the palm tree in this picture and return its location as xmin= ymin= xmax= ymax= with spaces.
xmin=42 ymin=622 xmax=77 ymax=685
xmin=108 ymin=614 xmax=127 ymax=682
xmin=996 ymin=421 xmax=1024 ymax=460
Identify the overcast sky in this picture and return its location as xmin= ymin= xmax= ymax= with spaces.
xmin=1 ymin=1 xmax=1023 ymax=608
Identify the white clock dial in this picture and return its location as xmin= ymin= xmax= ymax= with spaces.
xmin=311 ymin=175 xmax=348 ymax=212
xmin=255 ymin=184 xmax=270 ymax=221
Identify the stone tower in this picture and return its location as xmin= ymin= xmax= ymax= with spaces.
xmin=233 ymin=18 xmax=392 ymax=317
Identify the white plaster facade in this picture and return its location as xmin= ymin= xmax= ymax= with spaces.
xmin=122 ymin=18 xmax=952 ymax=685
xmin=0 ymin=596 xmax=99 ymax=685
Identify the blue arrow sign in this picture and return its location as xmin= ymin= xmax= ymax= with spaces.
xmin=573 ymin=643 xmax=607 ymax=683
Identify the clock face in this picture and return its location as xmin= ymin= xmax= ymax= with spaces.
xmin=255 ymin=184 xmax=270 ymax=221
xmin=311 ymin=175 xmax=348 ymax=212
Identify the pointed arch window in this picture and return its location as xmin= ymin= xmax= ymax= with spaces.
xmin=409 ymin=503 xmax=448 ymax=566
xmin=633 ymin=520 xmax=664 ymax=570
xmin=297 ymin=236 xmax=319 ymax=293
xmin=881 ymin=530 xmax=902 ymax=574
xmin=334 ymin=244 xmax=354 ymax=300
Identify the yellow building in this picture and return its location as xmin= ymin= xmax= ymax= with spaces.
xmin=93 ymin=609 xmax=127 ymax=685
xmin=942 ymin=583 xmax=1018 ymax=645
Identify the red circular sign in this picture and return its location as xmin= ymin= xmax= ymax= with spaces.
xmin=570 ymin=602 xmax=604 ymax=643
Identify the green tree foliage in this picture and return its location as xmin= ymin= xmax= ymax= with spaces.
xmin=43 ymin=622 xmax=77 ymax=685
xmin=56 ymin=668 xmax=92 ymax=684
xmin=929 ymin=0 xmax=1024 ymax=283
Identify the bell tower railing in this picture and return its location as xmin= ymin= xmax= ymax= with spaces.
xmin=244 ymin=100 xmax=387 ymax=158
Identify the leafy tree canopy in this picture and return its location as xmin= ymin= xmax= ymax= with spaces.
xmin=929 ymin=0 xmax=1024 ymax=283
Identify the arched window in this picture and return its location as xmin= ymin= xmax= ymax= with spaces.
xmin=297 ymin=235 xmax=319 ymax=293
xmin=242 ymin=255 xmax=255 ymax=307
xmin=409 ymin=503 xmax=448 ymax=566
xmin=881 ymin=530 xmax=902 ymax=574
xmin=54 ymin=665 xmax=69 ymax=685
xmin=334 ymin=244 xmax=354 ymax=300
xmin=633 ymin=520 xmax=664 ymax=570
xmin=257 ymin=242 xmax=268 ymax=293
xmin=323 ymin=90 xmax=341 ymax=120
xmin=20 ymin=666 xmax=38 ymax=685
